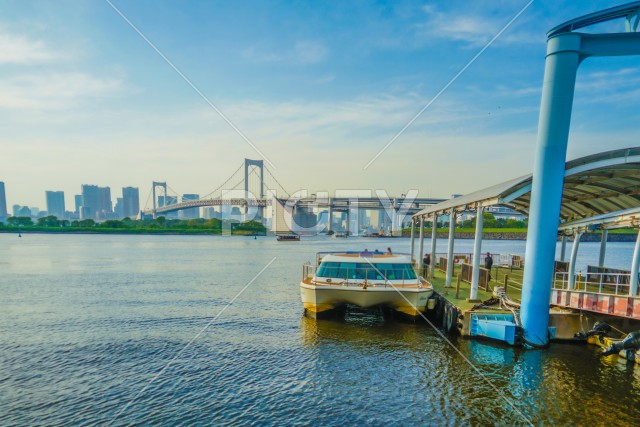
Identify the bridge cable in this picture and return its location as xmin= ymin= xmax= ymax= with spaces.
xmin=199 ymin=162 xmax=245 ymax=200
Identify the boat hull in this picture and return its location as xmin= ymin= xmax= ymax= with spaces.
xmin=300 ymin=282 xmax=433 ymax=318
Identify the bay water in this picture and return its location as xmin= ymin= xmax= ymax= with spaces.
xmin=1 ymin=234 xmax=639 ymax=426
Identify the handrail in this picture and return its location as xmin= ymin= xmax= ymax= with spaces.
xmin=553 ymin=271 xmax=631 ymax=295
xmin=547 ymin=1 xmax=640 ymax=37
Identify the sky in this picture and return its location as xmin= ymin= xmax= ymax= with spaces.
xmin=1 ymin=0 xmax=639 ymax=210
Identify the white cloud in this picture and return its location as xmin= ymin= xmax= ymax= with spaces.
xmin=0 ymin=72 xmax=124 ymax=110
xmin=416 ymin=4 xmax=539 ymax=47
xmin=0 ymin=32 xmax=56 ymax=64
xmin=242 ymin=40 xmax=328 ymax=64
xmin=292 ymin=41 xmax=328 ymax=64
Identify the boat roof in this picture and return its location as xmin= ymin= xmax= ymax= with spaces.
xmin=319 ymin=252 xmax=411 ymax=264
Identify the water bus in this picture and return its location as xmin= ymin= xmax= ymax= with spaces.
xmin=300 ymin=251 xmax=434 ymax=318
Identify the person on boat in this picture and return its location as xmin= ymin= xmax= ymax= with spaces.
xmin=387 ymin=247 xmax=392 ymax=255
xmin=484 ymin=252 xmax=493 ymax=281
xmin=362 ymin=248 xmax=371 ymax=257
xmin=423 ymin=253 xmax=430 ymax=272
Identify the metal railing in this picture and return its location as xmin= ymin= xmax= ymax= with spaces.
xmin=430 ymin=252 xmax=523 ymax=269
xmin=553 ymin=271 xmax=631 ymax=295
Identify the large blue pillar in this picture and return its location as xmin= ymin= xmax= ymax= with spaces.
xmin=521 ymin=5 xmax=640 ymax=346
xmin=521 ymin=34 xmax=581 ymax=347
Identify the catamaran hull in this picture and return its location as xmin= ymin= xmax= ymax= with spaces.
xmin=300 ymin=283 xmax=433 ymax=318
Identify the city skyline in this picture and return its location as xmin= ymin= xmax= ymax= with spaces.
xmin=1 ymin=1 xmax=639 ymax=208
xmin=4 ymin=183 xmax=143 ymax=221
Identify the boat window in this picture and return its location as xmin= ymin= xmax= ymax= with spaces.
xmin=316 ymin=261 xmax=415 ymax=280
xmin=338 ymin=263 xmax=358 ymax=279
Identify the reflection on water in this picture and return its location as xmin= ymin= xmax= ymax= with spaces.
xmin=1 ymin=234 xmax=639 ymax=426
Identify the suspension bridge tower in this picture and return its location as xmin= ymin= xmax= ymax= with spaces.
xmin=244 ymin=159 xmax=265 ymax=221
xmin=152 ymin=181 xmax=167 ymax=219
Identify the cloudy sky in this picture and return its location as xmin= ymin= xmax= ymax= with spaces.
xmin=1 ymin=0 xmax=639 ymax=210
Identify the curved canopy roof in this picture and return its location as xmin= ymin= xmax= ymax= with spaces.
xmin=413 ymin=147 xmax=640 ymax=225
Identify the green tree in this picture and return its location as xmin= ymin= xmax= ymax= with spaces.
xmin=78 ymin=219 xmax=96 ymax=227
xmin=7 ymin=216 xmax=33 ymax=227
xmin=101 ymin=220 xmax=125 ymax=228
xmin=37 ymin=215 xmax=61 ymax=227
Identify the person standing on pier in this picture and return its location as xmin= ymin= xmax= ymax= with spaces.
xmin=484 ymin=252 xmax=493 ymax=281
xmin=423 ymin=253 xmax=430 ymax=273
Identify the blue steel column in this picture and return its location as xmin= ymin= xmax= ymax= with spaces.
xmin=430 ymin=214 xmax=438 ymax=279
xmin=567 ymin=231 xmax=582 ymax=290
xmin=630 ymin=227 xmax=640 ymax=296
xmin=418 ymin=216 xmax=425 ymax=276
xmin=410 ymin=219 xmax=416 ymax=263
xmin=521 ymin=34 xmax=581 ymax=346
xmin=598 ymin=230 xmax=608 ymax=267
xmin=445 ymin=210 xmax=456 ymax=287
xmin=470 ymin=206 xmax=484 ymax=300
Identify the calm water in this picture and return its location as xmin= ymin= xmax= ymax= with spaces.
xmin=1 ymin=233 xmax=639 ymax=426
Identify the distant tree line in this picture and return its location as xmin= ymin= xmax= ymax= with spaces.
xmin=409 ymin=213 xmax=527 ymax=230
xmin=0 ymin=215 xmax=267 ymax=235
xmin=458 ymin=213 xmax=527 ymax=229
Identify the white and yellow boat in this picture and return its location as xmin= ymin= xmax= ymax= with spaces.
xmin=300 ymin=251 xmax=434 ymax=318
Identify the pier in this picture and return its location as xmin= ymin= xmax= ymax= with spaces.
xmin=411 ymin=146 xmax=640 ymax=354
xmin=407 ymin=3 xmax=640 ymax=354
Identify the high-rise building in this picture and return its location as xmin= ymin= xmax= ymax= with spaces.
xmin=203 ymin=207 xmax=220 ymax=219
xmin=81 ymin=184 xmax=112 ymax=220
xmin=158 ymin=195 xmax=178 ymax=219
xmin=81 ymin=185 xmax=99 ymax=220
xmin=97 ymin=187 xmax=112 ymax=219
xmin=74 ymin=195 xmax=82 ymax=214
xmin=0 ymin=181 xmax=7 ymax=220
xmin=45 ymin=191 xmax=66 ymax=219
xmin=114 ymin=198 xmax=124 ymax=219
xmin=122 ymin=187 xmax=140 ymax=219
xmin=181 ymin=194 xmax=200 ymax=219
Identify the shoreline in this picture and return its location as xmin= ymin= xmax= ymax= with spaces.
xmin=2 ymin=228 xmax=637 ymax=242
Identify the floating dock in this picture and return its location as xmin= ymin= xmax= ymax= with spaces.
xmin=427 ymin=263 xmax=640 ymax=352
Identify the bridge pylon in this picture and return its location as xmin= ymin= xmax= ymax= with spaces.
xmin=245 ymin=159 xmax=265 ymax=221
xmin=152 ymin=181 xmax=167 ymax=219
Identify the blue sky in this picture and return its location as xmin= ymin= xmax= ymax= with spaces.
xmin=1 ymin=0 xmax=639 ymax=210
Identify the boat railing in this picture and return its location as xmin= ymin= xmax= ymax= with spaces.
xmin=302 ymin=262 xmax=317 ymax=281
xmin=553 ymin=271 xmax=631 ymax=295
xmin=315 ymin=251 xmax=412 ymax=265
